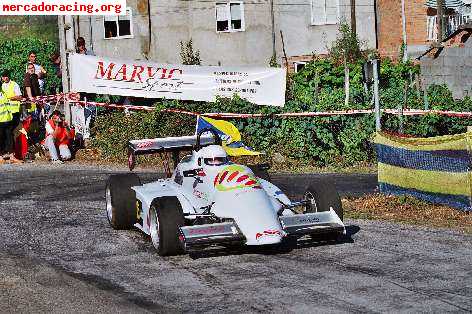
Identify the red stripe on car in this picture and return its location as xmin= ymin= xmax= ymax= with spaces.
xmin=236 ymin=175 xmax=249 ymax=183
xmin=227 ymin=171 xmax=239 ymax=182
xmin=219 ymin=171 xmax=228 ymax=184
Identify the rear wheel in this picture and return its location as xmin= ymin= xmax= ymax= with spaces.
xmin=149 ymin=197 xmax=185 ymax=256
xmin=106 ymin=174 xmax=141 ymax=229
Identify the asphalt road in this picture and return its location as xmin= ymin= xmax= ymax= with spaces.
xmin=0 ymin=164 xmax=471 ymax=313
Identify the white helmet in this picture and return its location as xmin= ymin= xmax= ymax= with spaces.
xmin=196 ymin=145 xmax=229 ymax=166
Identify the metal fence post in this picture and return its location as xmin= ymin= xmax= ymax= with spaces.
xmin=373 ymin=59 xmax=381 ymax=131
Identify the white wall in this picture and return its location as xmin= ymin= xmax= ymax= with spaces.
xmin=77 ymin=0 xmax=376 ymax=65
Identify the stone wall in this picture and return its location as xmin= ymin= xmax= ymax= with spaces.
xmin=420 ymin=39 xmax=472 ymax=99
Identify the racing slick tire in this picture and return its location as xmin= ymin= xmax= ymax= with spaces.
xmin=304 ymin=179 xmax=343 ymax=221
xmin=304 ymin=179 xmax=344 ymax=241
xmin=150 ymin=197 xmax=185 ymax=256
xmin=106 ymin=173 xmax=141 ymax=230
xmin=304 ymin=179 xmax=344 ymax=242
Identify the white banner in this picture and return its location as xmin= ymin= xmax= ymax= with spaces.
xmin=69 ymin=54 xmax=286 ymax=107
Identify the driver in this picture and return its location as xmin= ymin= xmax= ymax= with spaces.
xmin=196 ymin=145 xmax=229 ymax=167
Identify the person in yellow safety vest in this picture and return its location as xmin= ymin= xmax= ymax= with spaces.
xmin=0 ymin=90 xmax=22 ymax=164
xmin=1 ymin=70 xmax=23 ymax=133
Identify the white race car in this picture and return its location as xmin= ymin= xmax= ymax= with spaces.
xmin=106 ymin=129 xmax=345 ymax=256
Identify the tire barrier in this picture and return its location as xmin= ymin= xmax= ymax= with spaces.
xmin=374 ymin=132 xmax=472 ymax=211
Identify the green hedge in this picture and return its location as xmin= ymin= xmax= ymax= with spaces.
xmin=92 ymin=58 xmax=472 ymax=167
xmin=0 ymin=35 xmax=61 ymax=94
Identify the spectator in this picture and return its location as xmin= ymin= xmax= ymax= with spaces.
xmin=76 ymin=37 xmax=94 ymax=55
xmin=24 ymin=63 xmax=41 ymax=99
xmin=23 ymin=63 xmax=43 ymax=145
xmin=26 ymin=51 xmax=46 ymax=94
xmin=50 ymin=52 xmax=62 ymax=94
xmin=0 ymin=91 xmax=22 ymax=163
xmin=45 ymin=110 xmax=74 ymax=163
xmin=1 ymin=70 xmax=23 ymax=138
xmin=76 ymin=37 xmax=96 ymax=144
xmin=14 ymin=116 xmax=33 ymax=161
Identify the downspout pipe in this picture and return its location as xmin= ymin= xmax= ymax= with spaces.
xmin=270 ymin=0 xmax=276 ymax=59
xmin=147 ymin=0 xmax=152 ymax=59
xmin=401 ymin=0 xmax=408 ymax=61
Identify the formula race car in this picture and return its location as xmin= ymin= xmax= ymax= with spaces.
xmin=106 ymin=129 xmax=345 ymax=256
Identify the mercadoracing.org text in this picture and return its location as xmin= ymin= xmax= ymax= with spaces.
xmin=1 ymin=0 xmax=125 ymax=15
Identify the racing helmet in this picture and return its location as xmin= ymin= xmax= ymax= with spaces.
xmin=197 ymin=145 xmax=229 ymax=166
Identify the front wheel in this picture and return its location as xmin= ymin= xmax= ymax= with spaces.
xmin=304 ymin=178 xmax=343 ymax=221
xmin=149 ymin=197 xmax=185 ymax=256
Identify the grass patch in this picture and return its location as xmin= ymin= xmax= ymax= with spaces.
xmin=343 ymin=194 xmax=472 ymax=234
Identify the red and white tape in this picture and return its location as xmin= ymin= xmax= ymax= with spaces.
xmin=71 ymin=99 xmax=472 ymax=118
xmin=18 ymin=92 xmax=79 ymax=104
xmin=23 ymin=93 xmax=470 ymax=118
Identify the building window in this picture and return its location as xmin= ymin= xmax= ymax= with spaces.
xmin=294 ymin=62 xmax=307 ymax=73
xmin=426 ymin=15 xmax=437 ymax=41
xmin=311 ymin=0 xmax=339 ymax=25
xmin=216 ymin=2 xmax=245 ymax=32
xmin=104 ymin=8 xmax=133 ymax=39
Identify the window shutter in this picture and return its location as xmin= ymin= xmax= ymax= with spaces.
xmin=325 ymin=0 xmax=338 ymax=24
xmin=311 ymin=0 xmax=326 ymax=25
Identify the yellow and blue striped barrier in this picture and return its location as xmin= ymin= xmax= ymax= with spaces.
xmin=374 ymin=132 xmax=471 ymax=211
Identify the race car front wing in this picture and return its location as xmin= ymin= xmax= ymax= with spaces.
xmin=179 ymin=208 xmax=344 ymax=250
xmin=279 ymin=208 xmax=345 ymax=236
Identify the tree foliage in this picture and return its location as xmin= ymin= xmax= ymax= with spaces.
xmin=329 ymin=22 xmax=365 ymax=65
xmin=180 ymin=39 xmax=201 ymax=65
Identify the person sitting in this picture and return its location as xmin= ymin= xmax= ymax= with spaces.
xmin=45 ymin=111 xmax=74 ymax=163
xmin=14 ymin=116 xmax=33 ymax=161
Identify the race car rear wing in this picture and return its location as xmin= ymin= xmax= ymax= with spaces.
xmin=127 ymin=134 xmax=215 ymax=171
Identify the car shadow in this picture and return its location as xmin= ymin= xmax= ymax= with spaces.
xmin=188 ymin=224 xmax=361 ymax=260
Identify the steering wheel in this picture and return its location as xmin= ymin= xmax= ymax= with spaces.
xmin=196 ymin=128 xmax=222 ymax=151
